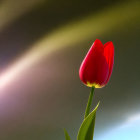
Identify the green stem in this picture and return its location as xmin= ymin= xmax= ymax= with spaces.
xmin=84 ymin=86 xmax=95 ymax=119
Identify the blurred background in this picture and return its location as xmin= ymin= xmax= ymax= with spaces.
xmin=0 ymin=0 xmax=140 ymax=139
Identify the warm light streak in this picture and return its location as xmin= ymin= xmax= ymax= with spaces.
xmin=0 ymin=1 xmax=139 ymax=90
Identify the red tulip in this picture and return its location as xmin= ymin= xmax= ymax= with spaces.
xmin=79 ymin=39 xmax=114 ymax=88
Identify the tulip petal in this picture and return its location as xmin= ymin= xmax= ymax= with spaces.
xmin=103 ymin=42 xmax=114 ymax=84
xmin=79 ymin=39 xmax=109 ymax=87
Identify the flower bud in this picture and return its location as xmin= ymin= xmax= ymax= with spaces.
xmin=79 ymin=39 xmax=114 ymax=88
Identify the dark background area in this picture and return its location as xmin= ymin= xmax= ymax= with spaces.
xmin=0 ymin=0 xmax=139 ymax=139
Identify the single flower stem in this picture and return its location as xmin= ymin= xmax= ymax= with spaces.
xmin=84 ymin=86 xmax=95 ymax=119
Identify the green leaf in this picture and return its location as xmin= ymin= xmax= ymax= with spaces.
xmin=64 ymin=128 xmax=71 ymax=140
xmin=77 ymin=102 xmax=100 ymax=140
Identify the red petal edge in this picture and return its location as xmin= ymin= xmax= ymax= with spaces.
xmin=103 ymin=41 xmax=114 ymax=84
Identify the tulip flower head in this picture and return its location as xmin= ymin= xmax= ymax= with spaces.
xmin=79 ymin=39 xmax=114 ymax=88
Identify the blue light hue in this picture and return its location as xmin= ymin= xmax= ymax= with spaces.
xmin=95 ymin=119 xmax=140 ymax=140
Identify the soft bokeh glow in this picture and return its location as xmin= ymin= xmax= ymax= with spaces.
xmin=95 ymin=114 xmax=140 ymax=140
xmin=127 ymin=113 xmax=140 ymax=123
xmin=0 ymin=1 xmax=139 ymax=90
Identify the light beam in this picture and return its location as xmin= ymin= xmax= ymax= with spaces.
xmin=0 ymin=1 xmax=139 ymax=90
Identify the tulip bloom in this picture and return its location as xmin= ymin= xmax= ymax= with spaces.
xmin=79 ymin=39 xmax=114 ymax=88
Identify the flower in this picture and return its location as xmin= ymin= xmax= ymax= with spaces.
xmin=79 ymin=39 xmax=114 ymax=88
